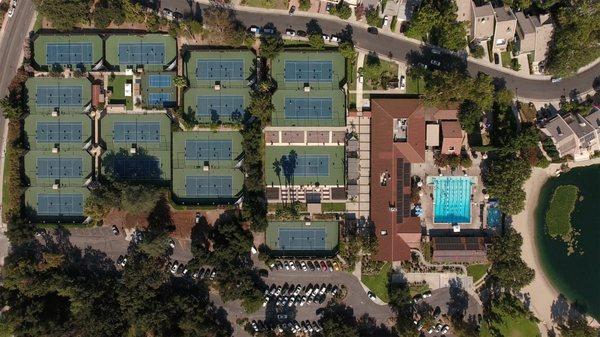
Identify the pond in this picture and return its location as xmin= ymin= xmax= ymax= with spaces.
xmin=534 ymin=164 xmax=600 ymax=319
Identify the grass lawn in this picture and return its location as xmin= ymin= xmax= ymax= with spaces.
xmin=406 ymin=75 xmax=425 ymax=94
xmin=362 ymin=56 xmax=398 ymax=90
xmin=322 ymin=202 xmax=346 ymax=212
xmin=545 ymin=185 xmax=579 ymax=238
xmin=409 ymin=282 xmax=430 ymax=297
xmin=500 ymin=51 xmax=512 ymax=68
xmin=361 ymin=262 xmax=391 ymax=302
xmin=108 ymin=75 xmax=133 ymax=110
xmin=467 ymin=263 xmax=490 ymax=283
xmin=481 ymin=309 xmax=540 ymax=337
xmin=242 ymin=0 xmax=289 ymax=9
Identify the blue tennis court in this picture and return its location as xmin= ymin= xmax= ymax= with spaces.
xmin=196 ymin=95 xmax=244 ymax=118
xmin=36 ymin=85 xmax=83 ymax=107
xmin=278 ymin=228 xmax=326 ymax=250
xmin=185 ymin=140 xmax=232 ymax=160
xmin=37 ymin=157 xmax=83 ymax=178
xmin=118 ymin=43 xmax=165 ymax=65
xmin=281 ymin=154 xmax=329 ymax=176
xmin=284 ymin=98 xmax=332 ymax=119
xmin=196 ymin=59 xmax=244 ymax=81
xmin=148 ymin=93 xmax=171 ymax=106
xmin=37 ymin=193 xmax=83 ymax=216
xmin=185 ymin=176 xmax=233 ymax=197
xmin=284 ymin=60 xmax=333 ymax=82
xmin=36 ymin=122 xmax=82 ymax=143
xmin=113 ymin=121 xmax=160 ymax=142
xmin=46 ymin=42 xmax=93 ymax=64
xmin=148 ymin=74 xmax=172 ymax=88
xmin=113 ymin=158 xmax=161 ymax=179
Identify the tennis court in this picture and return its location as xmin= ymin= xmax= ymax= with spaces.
xmin=36 ymin=122 xmax=82 ymax=142
xmin=148 ymin=93 xmax=171 ymax=106
xmin=118 ymin=43 xmax=165 ymax=65
xmin=284 ymin=60 xmax=333 ymax=82
xmin=113 ymin=121 xmax=160 ymax=142
xmin=278 ymin=228 xmax=327 ymax=250
xmin=185 ymin=176 xmax=233 ymax=197
xmin=46 ymin=42 xmax=93 ymax=64
xmin=281 ymin=154 xmax=330 ymax=177
xmin=196 ymin=59 xmax=244 ymax=81
xmin=36 ymin=85 xmax=83 ymax=107
xmin=185 ymin=140 xmax=232 ymax=161
xmin=196 ymin=95 xmax=244 ymax=118
xmin=37 ymin=157 xmax=82 ymax=178
xmin=284 ymin=97 xmax=332 ymax=119
xmin=37 ymin=193 xmax=83 ymax=216
xmin=148 ymin=74 xmax=172 ymax=88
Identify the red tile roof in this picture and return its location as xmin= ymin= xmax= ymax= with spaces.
xmin=441 ymin=120 xmax=463 ymax=154
xmin=370 ymin=99 xmax=425 ymax=262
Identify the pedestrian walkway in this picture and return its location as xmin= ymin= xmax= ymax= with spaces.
xmin=355 ymin=51 xmax=365 ymax=110
xmin=346 ymin=115 xmax=370 ymax=219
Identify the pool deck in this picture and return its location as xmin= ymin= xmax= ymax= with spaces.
xmin=412 ymin=150 xmax=488 ymax=232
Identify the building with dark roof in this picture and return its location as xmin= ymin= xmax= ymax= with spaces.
xmin=431 ymin=236 xmax=487 ymax=263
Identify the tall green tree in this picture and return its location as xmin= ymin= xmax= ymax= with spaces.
xmin=35 ymin=0 xmax=93 ymax=31
xmin=487 ymin=228 xmax=535 ymax=291
xmin=260 ymin=35 xmax=284 ymax=59
xmin=484 ymin=157 xmax=531 ymax=215
xmin=406 ymin=0 xmax=467 ymax=51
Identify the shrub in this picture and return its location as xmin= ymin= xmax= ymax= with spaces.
xmin=330 ymin=0 xmax=351 ymax=19
xmin=390 ymin=15 xmax=397 ymax=31
xmin=354 ymin=3 xmax=364 ymax=20
xmin=299 ymin=0 xmax=311 ymax=11
xmin=365 ymin=6 xmax=382 ymax=27
xmin=470 ymin=44 xmax=485 ymax=59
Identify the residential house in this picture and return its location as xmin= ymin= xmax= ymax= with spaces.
xmin=515 ymin=12 xmax=554 ymax=68
xmin=541 ymin=112 xmax=600 ymax=161
xmin=492 ymin=6 xmax=517 ymax=52
xmin=431 ymin=236 xmax=487 ymax=263
xmin=470 ymin=2 xmax=494 ymax=42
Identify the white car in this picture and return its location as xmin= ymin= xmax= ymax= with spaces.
xmin=367 ymin=291 xmax=377 ymax=301
xmin=120 ymin=257 xmax=127 ymax=267
xmin=441 ymin=325 xmax=449 ymax=333
xmin=330 ymin=35 xmax=339 ymax=43
xmin=289 ymin=261 xmax=297 ymax=271
xmin=383 ymin=15 xmax=389 ymax=26
xmin=358 ymin=75 xmax=364 ymax=83
xmin=283 ymin=261 xmax=290 ymax=270
xmin=285 ymin=29 xmax=296 ymax=36
xmin=7 ymin=7 xmax=14 ymax=17
xmin=551 ymin=77 xmax=562 ymax=83
xmin=400 ymin=75 xmax=406 ymax=89
xmin=262 ymin=296 xmax=270 ymax=307
xmin=170 ymin=261 xmax=179 ymax=274
xmin=322 ymin=34 xmax=330 ymax=42
xmin=249 ymin=26 xmax=260 ymax=34
xmin=422 ymin=291 xmax=432 ymax=298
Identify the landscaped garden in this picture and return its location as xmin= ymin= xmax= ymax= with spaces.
xmin=406 ymin=75 xmax=425 ymax=94
xmin=361 ymin=262 xmax=391 ymax=302
xmin=108 ymin=75 xmax=133 ymax=110
xmin=545 ymin=185 xmax=579 ymax=238
xmin=361 ymin=54 xmax=398 ymax=90
xmin=467 ymin=263 xmax=490 ymax=283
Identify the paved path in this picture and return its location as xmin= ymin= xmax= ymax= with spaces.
xmin=160 ymin=0 xmax=599 ymax=102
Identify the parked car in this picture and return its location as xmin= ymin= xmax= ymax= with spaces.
xmin=195 ymin=212 xmax=202 ymax=224
xmin=300 ymin=261 xmax=308 ymax=271
xmin=332 ymin=261 xmax=340 ymax=271
xmin=367 ymin=26 xmax=378 ymax=34
xmin=383 ymin=15 xmax=389 ymax=26
xmin=441 ymin=325 xmax=449 ymax=333
xmin=297 ymin=30 xmax=307 ymax=37
xmin=7 ymin=6 xmax=14 ymax=17
xmin=322 ymin=34 xmax=330 ymax=42
xmin=367 ymin=291 xmax=377 ymax=301
xmin=111 ymin=225 xmax=119 ymax=235
xmin=172 ymin=12 xmax=183 ymax=21
xmin=430 ymin=59 xmax=441 ymax=67
xmin=170 ymin=261 xmax=179 ymax=274
xmin=431 ymin=48 xmax=441 ymax=55
xmin=551 ymin=77 xmax=562 ymax=83
xmin=285 ymin=29 xmax=296 ymax=36
xmin=249 ymin=26 xmax=261 ymax=34
xmin=169 ymin=238 xmax=175 ymax=249
xmin=277 ymin=314 xmax=288 ymax=320
xmin=326 ymin=260 xmax=334 ymax=272
xmin=307 ymin=260 xmax=316 ymax=271
xmin=423 ymin=291 xmax=432 ymax=298
xmin=162 ymin=8 xmax=173 ymax=18
xmin=289 ymin=5 xmax=296 ymax=15
xmin=320 ymin=261 xmax=328 ymax=271
xmin=263 ymin=27 xmax=275 ymax=34
xmin=251 ymin=320 xmax=259 ymax=332
xmin=330 ymin=35 xmax=340 ymax=43
xmin=400 ymin=75 xmax=406 ymax=89
xmin=325 ymin=2 xmax=333 ymax=12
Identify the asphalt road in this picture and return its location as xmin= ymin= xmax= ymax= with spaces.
xmin=162 ymin=0 xmax=599 ymax=102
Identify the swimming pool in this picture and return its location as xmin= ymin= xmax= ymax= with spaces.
xmin=487 ymin=203 xmax=501 ymax=228
xmin=431 ymin=176 xmax=473 ymax=224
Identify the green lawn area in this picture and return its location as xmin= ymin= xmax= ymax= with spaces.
xmin=322 ymin=202 xmax=346 ymax=212
xmin=545 ymin=185 xmax=579 ymax=238
xmin=500 ymin=51 xmax=512 ymax=68
xmin=361 ymin=262 xmax=391 ymax=302
xmin=409 ymin=282 xmax=430 ymax=297
xmin=467 ymin=263 xmax=490 ymax=283
xmin=362 ymin=55 xmax=398 ymax=90
xmin=481 ymin=308 xmax=540 ymax=337
xmin=108 ymin=75 xmax=133 ymax=110
xmin=406 ymin=75 xmax=425 ymax=94
xmin=241 ymin=0 xmax=289 ymax=9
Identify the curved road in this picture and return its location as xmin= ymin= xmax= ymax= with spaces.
xmin=163 ymin=0 xmax=599 ymax=101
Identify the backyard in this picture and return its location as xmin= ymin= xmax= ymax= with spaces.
xmin=361 ymin=54 xmax=398 ymax=90
xmin=361 ymin=262 xmax=391 ymax=302
xmin=108 ymin=75 xmax=133 ymax=110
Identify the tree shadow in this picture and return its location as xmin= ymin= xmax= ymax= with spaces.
xmin=306 ymin=19 xmax=323 ymax=35
xmin=550 ymin=294 xmax=587 ymax=326
xmin=280 ymin=150 xmax=298 ymax=186
xmin=337 ymin=24 xmax=354 ymax=43
xmin=102 ymin=148 xmax=162 ymax=181
xmin=447 ymin=278 xmax=470 ymax=320
xmin=147 ymin=196 xmax=175 ymax=234
xmin=357 ymin=313 xmax=395 ymax=336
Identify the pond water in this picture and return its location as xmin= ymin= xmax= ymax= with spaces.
xmin=534 ymin=164 xmax=600 ymax=319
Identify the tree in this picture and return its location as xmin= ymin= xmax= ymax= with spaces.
xmin=559 ymin=316 xmax=599 ymax=337
xmin=119 ymin=184 xmax=162 ymax=215
xmin=330 ymin=0 xmax=352 ymax=20
xmin=173 ymin=75 xmax=188 ymax=89
xmin=546 ymin=0 xmax=600 ymax=76
xmin=484 ymin=157 xmax=531 ymax=215
xmin=299 ymin=0 xmax=311 ymax=11
xmin=308 ymin=33 xmax=325 ymax=50
xmin=470 ymin=44 xmax=485 ymax=59
xmin=405 ymin=0 xmax=467 ymax=51
xmin=0 ymin=97 xmax=23 ymax=120
xmin=202 ymin=2 xmax=248 ymax=46
xmin=389 ymin=282 xmax=420 ymax=337
xmin=35 ymin=0 xmax=92 ymax=31
xmin=92 ymin=0 xmax=125 ymax=29
xmin=339 ymin=41 xmax=358 ymax=63
xmin=458 ymin=100 xmax=483 ymax=134
xmin=260 ymin=35 xmax=284 ymax=59
xmin=487 ymin=228 xmax=535 ymax=291
xmin=319 ymin=303 xmax=360 ymax=337
xmin=365 ymin=6 xmax=382 ymax=27
xmin=122 ymin=0 xmax=145 ymax=24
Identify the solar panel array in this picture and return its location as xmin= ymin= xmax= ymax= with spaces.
xmin=184 ymin=140 xmax=232 ymax=161
xmin=148 ymin=93 xmax=171 ymax=106
xmin=196 ymin=95 xmax=244 ymax=119
xmin=148 ymin=74 xmax=172 ymax=88
xmin=36 ymin=85 xmax=83 ymax=107
xmin=278 ymin=228 xmax=326 ymax=250
xmin=284 ymin=97 xmax=333 ymax=120
xmin=37 ymin=193 xmax=83 ymax=216
xmin=196 ymin=59 xmax=244 ymax=81
xmin=46 ymin=42 xmax=93 ymax=64
xmin=118 ymin=43 xmax=165 ymax=65
xmin=36 ymin=122 xmax=82 ymax=143
xmin=113 ymin=121 xmax=160 ymax=142
xmin=395 ymin=158 xmax=412 ymax=223
xmin=37 ymin=157 xmax=82 ymax=178
xmin=432 ymin=237 xmax=484 ymax=251
xmin=185 ymin=175 xmax=233 ymax=197
xmin=284 ymin=60 xmax=333 ymax=82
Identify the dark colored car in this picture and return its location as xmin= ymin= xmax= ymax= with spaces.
xmin=111 ymin=225 xmax=119 ymax=235
xmin=367 ymin=26 xmax=378 ymax=34
xmin=296 ymin=30 xmax=307 ymax=37
xmin=307 ymin=260 xmax=316 ymax=271
xmin=319 ymin=261 xmax=328 ymax=271
xmin=289 ymin=5 xmax=295 ymax=15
